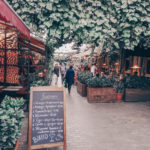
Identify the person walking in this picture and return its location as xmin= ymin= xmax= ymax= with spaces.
xmin=65 ymin=65 xmax=75 ymax=94
xmin=60 ymin=63 xmax=66 ymax=83
xmin=53 ymin=63 xmax=59 ymax=85
xmin=90 ymin=63 xmax=97 ymax=76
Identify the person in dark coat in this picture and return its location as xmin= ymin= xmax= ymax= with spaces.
xmin=65 ymin=65 xmax=75 ymax=94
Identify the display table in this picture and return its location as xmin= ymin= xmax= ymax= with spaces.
xmin=2 ymin=86 xmax=23 ymax=91
xmin=1 ymin=86 xmax=27 ymax=98
xmin=0 ymin=86 xmax=6 ymax=93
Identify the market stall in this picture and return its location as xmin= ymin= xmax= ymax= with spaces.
xmin=0 ymin=24 xmax=46 ymax=95
xmin=125 ymin=47 xmax=150 ymax=77
xmin=0 ymin=0 xmax=46 ymax=99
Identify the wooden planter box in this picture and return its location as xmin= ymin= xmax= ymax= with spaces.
xmin=87 ymin=87 xmax=116 ymax=103
xmin=77 ymin=81 xmax=87 ymax=97
xmin=125 ymin=88 xmax=150 ymax=102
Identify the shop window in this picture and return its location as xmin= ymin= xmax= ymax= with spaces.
xmin=0 ymin=24 xmax=46 ymax=85
xmin=0 ymin=26 xmax=19 ymax=85
xmin=147 ymin=60 xmax=150 ymax=74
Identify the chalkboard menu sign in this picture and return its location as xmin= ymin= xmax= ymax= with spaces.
xmin=28 ymin=86 xmax=66 ymax=150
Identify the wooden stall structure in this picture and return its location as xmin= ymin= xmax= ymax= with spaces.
xmin=0 ymin=0 xmax=46 ymax=99
xmin=92 ymin=46 xmax=150 ymax=78
xmin=124 ymin=46 xmax=150 ymax=77
xmin=0 ymin=25 xmax=46 ymax=97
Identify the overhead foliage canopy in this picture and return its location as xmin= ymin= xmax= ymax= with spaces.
xmin=7 ymin=0 xmax=150 ymax=52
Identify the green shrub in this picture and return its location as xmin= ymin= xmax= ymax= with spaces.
xmin=87 ymin=76 xmax=113 ymax=88
xmin=0 ymin=96 xmax=25 ymax=149
xmin=114 ymin=79 xmax=125 ymax=93
xmin=125 ymin=76 xmax=150 ymax=89
xmin=30 ymin=80 xmax=49 ymax=87
xmin=77 ymin=72 xmax=93 ymax=85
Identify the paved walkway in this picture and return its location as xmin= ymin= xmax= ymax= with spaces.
xmin=18 ymin=76 xmax=150 ymax=150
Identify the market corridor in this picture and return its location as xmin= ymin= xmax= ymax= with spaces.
xmin=19 ymin=78 xmax=150 ymax=150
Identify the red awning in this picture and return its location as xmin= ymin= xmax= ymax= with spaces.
xmin=0 ymin=0 xmax=30 ymax=38
xmin=30 ymin=37 xmax=45 ymax=50
xmin=18 ymin=41 xmax=46 ymax=55
xmin=18 ymin=36 xmax=46 ymax=55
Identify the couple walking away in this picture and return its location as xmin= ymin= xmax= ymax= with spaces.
xmin=54 ymin=64 xmax=74 ymax=94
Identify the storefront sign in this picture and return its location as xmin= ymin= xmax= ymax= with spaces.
xmin=28 ymin=86 xmax=66 ymax=150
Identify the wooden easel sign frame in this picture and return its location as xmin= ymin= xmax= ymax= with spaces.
xmin=28 ymin=86 xmax=66 ymax=150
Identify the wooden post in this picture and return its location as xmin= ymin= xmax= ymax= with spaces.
xmin=120 ymin=49 xmax=123 ymax=74
xmin=131 ymin=56 xmax=134 ymax=75
xmin=122 ymin=49 xmax=126 ymax=76
xmin=120 ymin=49 xmax=126 ymax=75
xmin=4 ymin=26 xmax=7 ymax=84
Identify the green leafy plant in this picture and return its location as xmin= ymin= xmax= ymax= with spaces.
xmin=19 ymin=75 xmax=27 ymax=82
xmin=77 ymin=72 xmax=93 ymax=85
xmin=7 ymin=0 xmax=150 ymax=52
xmin=125 ymin=76 xmax=150 ymax=89
xmin=30 ymin=80 xmax=49 ymax=87
xmin=87 ymin=76 xmax=113 ymax=88
xmin=114 ymin=79 xmax=125 ymax=93
xmin=0 ymin=96 xmax=25 ymax=149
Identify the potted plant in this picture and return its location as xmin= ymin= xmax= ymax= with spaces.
xmin=87 ymin=76 xmax=116 ymax=103
xmin=114 ymin=77 xmax=125 ymax=101
xmin=19 ymin=75 xmax=28 ymax=86
xmin=125 ymin=75 xmax=150 ymax=101
xmin=0 ymin=96 xmax=25 ymax=150
xmin=77 ymin=72 xmax=93 ymax=97
xmin=30 ymin=79 xmax=49 ymax=87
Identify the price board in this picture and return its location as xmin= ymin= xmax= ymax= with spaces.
xmin=28 ymin=86 xmax=66 ymax=150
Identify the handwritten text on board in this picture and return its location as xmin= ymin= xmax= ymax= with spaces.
xmin=32 ymin=91 xmax=64 ymax=145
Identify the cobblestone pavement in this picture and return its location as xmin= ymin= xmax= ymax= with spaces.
xmin=18 ymin=76 xmax=150 ymax=150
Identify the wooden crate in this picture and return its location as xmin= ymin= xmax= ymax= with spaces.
xmin=125 ymin=88 xmax=150 ymax=102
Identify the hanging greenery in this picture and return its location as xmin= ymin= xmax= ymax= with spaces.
xmin=7 ymin=0 xmax=150 ymax=52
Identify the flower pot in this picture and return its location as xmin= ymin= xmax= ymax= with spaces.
xmin=14 ymin=140 xmax=19 ymax=150
xmin=116 ymin=93 xmax=123 ymax=101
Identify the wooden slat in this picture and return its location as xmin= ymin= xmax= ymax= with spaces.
xmin=31 ymin=142 xmax=64 ymax=150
